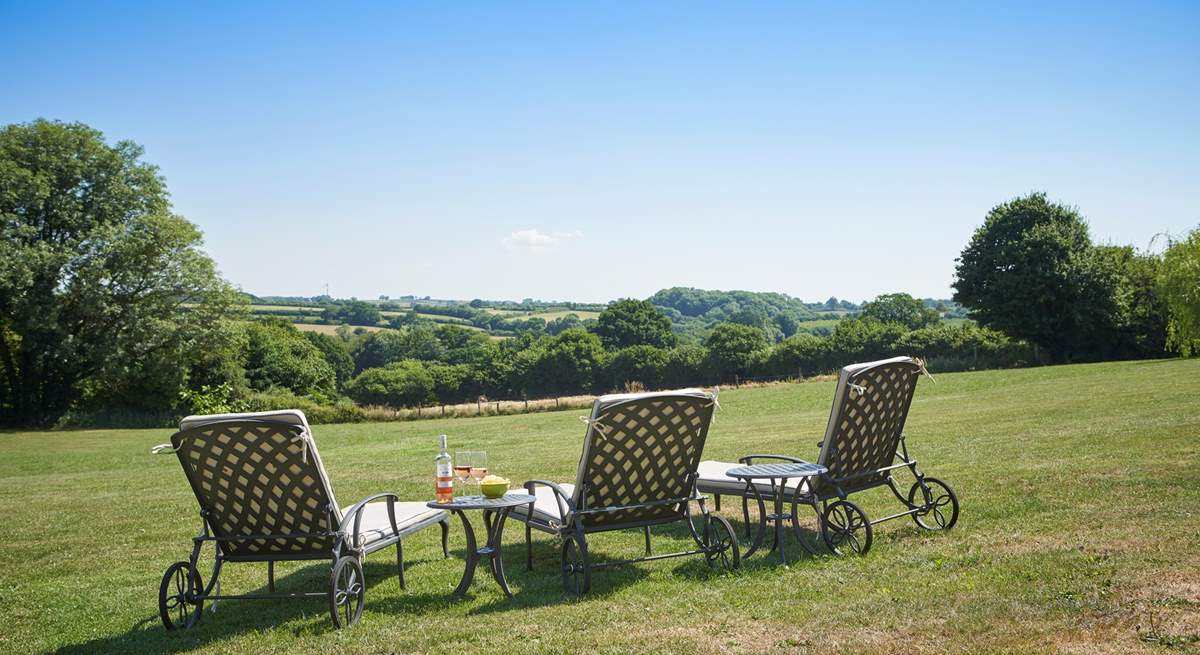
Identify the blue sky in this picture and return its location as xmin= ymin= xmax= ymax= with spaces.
xmin=4 ymin=1 xmax=1198 ymax=303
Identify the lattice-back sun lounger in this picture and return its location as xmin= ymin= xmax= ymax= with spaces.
xmin=153 ymin=410 xmax=450 ymax=630
xmin=697 ymin=356 xmax=960 ymax=555
xmin=509 ymin=389 xmax=740 ymax=593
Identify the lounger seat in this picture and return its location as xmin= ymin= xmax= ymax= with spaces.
xmin=508 ymin=483 xmax=575 ymax=524
xmin=345 ymin=501 xmax=448 ymax=547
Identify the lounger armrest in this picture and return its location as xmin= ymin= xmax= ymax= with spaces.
xmin=524 ymin=479 xmax=574 ymax=520
xmin=341 ymin=492 xmax=400 ymax=550
xmin=738 ymin=453 xmax=805 ymax=465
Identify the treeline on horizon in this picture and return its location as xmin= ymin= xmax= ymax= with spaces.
xmin=241 ymin=287 xmax=969 ymax=342
xmin=3 ymin=120 xmax=1198 ymax=428
xmin=61 ymin=294 xmax=1035 ymax=427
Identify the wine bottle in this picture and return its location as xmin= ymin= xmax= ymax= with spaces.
xmin=435 ymin=434 xmax=453 ymax=503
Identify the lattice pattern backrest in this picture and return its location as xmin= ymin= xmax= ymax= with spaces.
xmin=816 ymin=361 xmax=920 ymax=493
xmin=573 ymin=393 xmax=714 ymax=528
xmin=171 ymin=420 xmax=340 ymax=556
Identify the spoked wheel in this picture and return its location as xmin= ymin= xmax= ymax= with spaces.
xmin=159 ymin=561 xmax=204 ymax=630
xmin=329 ymin=556 xmax=365 ymax=629
xmin=822 ymin=500 xmax=873 ymax=555
xmin=908 ymin=477 xmax=960 ymax=531
xmin=703 ymin=514 xmax=741 ymax=571
xmin=561 ymin=534 xmax=592 ymax=594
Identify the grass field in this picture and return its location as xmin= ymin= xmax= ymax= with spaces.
xmin=1 ymin=360 xmax=1197 ymax=654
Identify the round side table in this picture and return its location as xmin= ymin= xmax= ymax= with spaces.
xmin=427 ymin=493 xmax=535 ymax=598
xmin=725 ymin=462 xmax=827 ymax=565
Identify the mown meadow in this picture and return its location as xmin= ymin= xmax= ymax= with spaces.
xmin=0 ymin=359 xmax=1197 ymax=654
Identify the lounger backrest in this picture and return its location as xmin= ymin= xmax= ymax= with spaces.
xmin=570 ymin=389 xmax=715 ymax=530
xmin=814 ymin=357 xmax=922 ymax=495
xmin=170 ymin=410 xmax=343 ymax=558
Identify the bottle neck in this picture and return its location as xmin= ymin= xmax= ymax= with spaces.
xmin=438 ymin=434 xmax=448 ymax=453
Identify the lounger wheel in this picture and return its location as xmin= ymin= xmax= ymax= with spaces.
xmin=907 ymin=477 xmax=959 ymax=531
xmin=703 ymin=514 xmax=741 ymax=571
xmin=821 ymin=500 xmax=873 ymax=556
xmin=159 ymin=561 xmax=204 ymax=630
xmin=329 ymin=556 xmax=365 ymax=629
xmin=561 ymin=534 xmax=592 ymax=594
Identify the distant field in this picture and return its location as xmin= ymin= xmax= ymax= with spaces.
xmin=797 ymin=318 xmax=842 ymax=330
xmin=2 ymin=359 xmax=1197 ymax=654
xmin=292 ymin=323 xmax=390 ymax=335
xmin=249 ymin=304 xmax=323 ymax=314
xmin=482 ymin=308 xmax=601 ymax=320
xmin=413 ymin=313 xmax=474 ymax=325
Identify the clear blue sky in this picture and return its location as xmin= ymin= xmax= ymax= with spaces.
xmin=4 ymin=1 xmax=1198 ymax=303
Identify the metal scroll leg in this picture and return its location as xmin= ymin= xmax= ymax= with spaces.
xmin=440 ymin=518 xmax=450 ymax=558
xmin=741 ymin=481 xmax=768 ymax=559
xmin=774 ymin=480 xmax=788 ymax=565
xmin=451 ymin=510 xmax=478 ymax=598
xmin=487 ymin=507 xmax=514 ymax=598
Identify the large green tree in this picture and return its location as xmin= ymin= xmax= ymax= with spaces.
xmin=241 ymin=319 xmax=336 ymax=396
xmin=344 ymin=360 xmax=434 ymax=408
xmin=0 ymin=120 xmax=241 ymax=426
xmin=704 ymin=323 xmax=768 ymax=380
xmin=1158 ymin=227 xmax=1200 ymax=356
xmin=952 ymin=193 xmax=1117 ymax=363
xmin=524 ymin=328 xmax=605 ymax=395
xmin=861 ymin=293 xmax=940 ymax=329
xmin=593 ymin=299 xmax=676 ymax=349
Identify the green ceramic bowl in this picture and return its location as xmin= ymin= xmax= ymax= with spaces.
xmin=480 ymin=479 xmax=510 ymax=499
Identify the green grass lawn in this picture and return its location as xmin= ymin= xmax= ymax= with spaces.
xmin=1 ymin=360 xmax=1197 ymax=654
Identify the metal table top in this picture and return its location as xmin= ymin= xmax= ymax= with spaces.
xmin=725 ymin=462 xmax=827 ymax=480
xmin=427 ymin=493 xmax=536 ymax=510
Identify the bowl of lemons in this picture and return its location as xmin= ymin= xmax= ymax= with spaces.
xmin=480 ymin=475 xmax=511 ymax=499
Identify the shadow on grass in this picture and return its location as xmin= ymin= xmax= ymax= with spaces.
xmin=51 ymin=531 xmax=653 ymax=652
xmin=53 ymin=553 xmax=474 ymax=654
xmin=54 ymin=514 xmax=845 ymax=653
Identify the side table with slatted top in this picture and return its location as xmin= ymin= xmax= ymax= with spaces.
xmin=427 ymin=493 xmax=535 ymax=598
xmin=725 ymin=462 xmax=827 ymax=565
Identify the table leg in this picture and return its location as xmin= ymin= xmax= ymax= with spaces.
xmin=486 ymin=507 xmax=514 ymax=598
xmin=451 ymin=510 xmax=478 ymax=598
xmin=775 ymin=478 xmax=788 ymax=565
xmin=740 ymin=481 xmax=768 ymax=559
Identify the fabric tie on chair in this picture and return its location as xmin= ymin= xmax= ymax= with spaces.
xmin=914 ymin=357 xmax=936 ymax=383
xmin=292 ymin=431 xmax=312 ymax=464
xmin=578 ymin=415 xmax=613 ymax=439
xmin=705 ymin=386 xmax=721 ymax=423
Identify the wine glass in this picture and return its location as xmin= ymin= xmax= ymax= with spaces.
xmin=470 ymin=451 xmax=488 ymax=490
xmin=454 ymin=450 xmax=473 ymax=490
